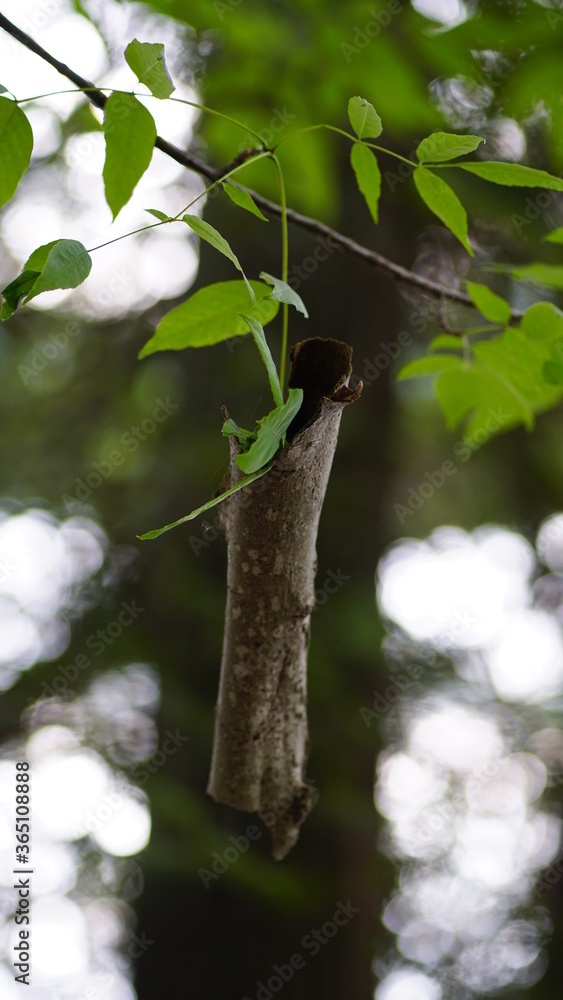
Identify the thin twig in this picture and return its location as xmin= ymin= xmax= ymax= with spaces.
xmin=0 ymin=13 xmax=524 ymax=318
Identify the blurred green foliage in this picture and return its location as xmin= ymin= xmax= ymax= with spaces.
xmin=113 ymin=0 xmax=563 ymax=217
xmin=3 ymin=1 xmax=563 ymax=996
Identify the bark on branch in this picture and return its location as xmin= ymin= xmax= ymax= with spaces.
xmin=207 ymin=339 xmax=362 ymax=859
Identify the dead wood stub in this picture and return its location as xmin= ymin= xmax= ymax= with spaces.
xmin=207 ymin=338 xmax=362 ymax=859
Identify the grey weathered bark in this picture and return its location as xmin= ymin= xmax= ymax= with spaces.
xmin=207 ymin=338 xmax=362 ymax=859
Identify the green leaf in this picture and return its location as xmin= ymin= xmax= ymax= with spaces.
xmin=521 ymin=302 xmax=563 ymax=341
xmin=139 ymin=280 xmax=279 ymax=358
xmin=124 ymin=39 xmax=175 ymax=99
xmin=145 ymin=208 xmax=172 ymax=222
xmin=223 ymin=183 xmax=268 ymax=221
xmin=1 ymin=239 xmax=92 ymax=316
xmin=498 ymin=263 xmax=563 ymax=290
xmin=466 ymin=282 xmax=511 ymax=324
xmin=398 ymin=301 xmax=563 ymax=439
xmin=222 ymin=417 xmax=255 ymax=444
xmin=25 ymin=240 xmax=60 ymax=271
xmin=413 ymin=166 xmax=473 ymax=255
xmin=543 ymin=359 xmax=563 ymax=385
xmin=0 ymin=98 xmax=33 ymax=210
xmin=435 ymin=368 xmax=481 ymax=430
xmin=544 ymin=228 xmax=563 ymax=244
xmin=347 ymin=97 xmax=382 ymax=139
xmin=428 ymin=334 xmax=465 ymax=351
xmin=103 ymin=93 xmax=156 ymax=219
xmin=239 ymin=313 xmax=283 ymax=407
xmin=182 ymin=214 xmax=255 ymax=304
xmin=259 ymin=271 xmax=308 ymax=317
xmin=350 ymin=142 xmax=382 ymax=225
xmin=0 ymin=270 xmax=40 ymax=320
xmin=24 ymin=239 xmax=92 ymax=302
xmin=0 ymin=85 xmax=8 ymax=94
xmin=397 ymin=354 xmax=465 ymax=379
xmin=137 ymin=461 xmax=275 ymax=540
xmin=416 ymin=132 xmax=484 ymax=163
xmin=458 ymin=162 xmax=563 ymax=190
xmin=236 ymin=388 xmax=304 ymax=474
xmin=465 ymin=335 xmax=552 ymax=433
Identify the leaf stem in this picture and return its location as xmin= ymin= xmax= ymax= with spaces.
xmin=168 ymin=96 xmax=265 ymax=142
xmin=363 ymin=143 xmax=416 ymax=168
xmin=86 ymin=152 xmax=271 ymax=255
xmin=87 ymin=224 xmax=160 ymax=254
xmin=16 ymin=86 xmax=104 ymax=103
xmin=271 ymin=154 xmax=289 ymax=392
xmin=415 ymin=162 xmax=469 ymax=169
xmin=273 ymin=123 xmax=417 ymax=170
xmin=172 ymin=151 xmax=271 ymax=220
xmin=273 ymin=123 xmax=355 ymax=150
xmin=17 ymin=85 xmax=266 ymax=142
xmin=461 ymin=323 xmax=505 ymax=336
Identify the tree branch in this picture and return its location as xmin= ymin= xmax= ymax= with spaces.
xmin=208 ymin=338 xmax=361 ymax=858
xmin=0 ymin=13 xmax=524 ymax=318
